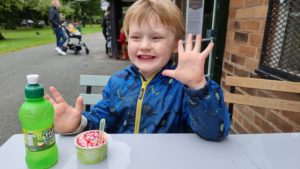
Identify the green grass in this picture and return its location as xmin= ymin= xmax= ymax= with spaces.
xmin=0 ymin=25 xmax=101 ymax=55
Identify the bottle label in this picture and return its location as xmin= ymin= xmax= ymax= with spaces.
xmin=22 ymin=126 xmax=56 ymax=152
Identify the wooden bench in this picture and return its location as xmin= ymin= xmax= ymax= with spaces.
xmin=80 ymin=75 xmax=110 ymax=111
xmin=224 ymin=76 xmax=300 ymax=120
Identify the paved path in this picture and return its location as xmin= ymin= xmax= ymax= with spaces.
xmin=0 ymin=32 xmax=130 ymax=145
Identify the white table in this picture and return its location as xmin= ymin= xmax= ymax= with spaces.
xmin=1 ymin=133 xmax=300 ymax=169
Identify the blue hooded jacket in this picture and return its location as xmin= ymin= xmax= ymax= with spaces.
xmin=83 ymin=62 xmax=230 ymax=141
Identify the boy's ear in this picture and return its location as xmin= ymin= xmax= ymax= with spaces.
xmin=172 ymin=41 xmax=178 ymax=54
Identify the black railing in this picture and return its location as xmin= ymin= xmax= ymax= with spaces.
xmin=258 ymin=0 xmax=300 ymax=82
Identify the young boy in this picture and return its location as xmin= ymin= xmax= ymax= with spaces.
xmin=46 ymin=0 xmax=230 ymax=141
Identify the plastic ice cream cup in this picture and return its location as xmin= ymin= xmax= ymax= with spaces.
xmin=74 ymin=130 xmax=108 ymax=164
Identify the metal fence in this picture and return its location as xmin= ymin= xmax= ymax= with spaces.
xmin=258 ymin=0 xmax=300 ymax=81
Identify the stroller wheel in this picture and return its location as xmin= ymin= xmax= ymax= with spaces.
xmin=61 ymin=46 xmax=68 ymax=52
xmin=85 ymin=48 xmax=89 ymax=55
xmin=74 ymin=48 xmax=79 ymax=55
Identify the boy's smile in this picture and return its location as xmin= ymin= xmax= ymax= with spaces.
xmin=128 ymin=17 xmax=177 ymax=80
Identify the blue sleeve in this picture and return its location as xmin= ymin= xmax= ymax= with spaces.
xmin=82 ymin=79 xmax=117 ymax=132
xmin=183 ymin=80 xmax=230 ymax=141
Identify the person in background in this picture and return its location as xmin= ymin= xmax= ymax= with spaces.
xmin=74 ymin=20 xmax=82 ymax=33
xmin=46 ymin=0 xmax=230 ymax=142
xmin=49 ymin=0 xmax=67 ymax=55
xmin=67 ymin=23 xmax=80 ymax=36
xmin=102 ymin=5 xmax=111 ymax=56
xmin=117 ymin=28 xmax=128 ymax=60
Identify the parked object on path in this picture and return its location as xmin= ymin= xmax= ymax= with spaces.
xmin=61 ymin=22 xmax=89 ymax=55
xmin=20 ymin=19 xmax=34 ymax=27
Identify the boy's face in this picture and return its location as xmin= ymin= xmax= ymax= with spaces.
xmin=127 ymin=17 xmax=177 ymax=79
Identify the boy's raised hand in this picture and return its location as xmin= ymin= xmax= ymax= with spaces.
xmin=162 ymin=34 xmax=214 ymax=89
xmin=45 ymin=86 xmax=83 ymax=133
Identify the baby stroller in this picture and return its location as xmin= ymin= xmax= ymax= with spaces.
xmin=61 ymin=22 xmax=89 ymax=55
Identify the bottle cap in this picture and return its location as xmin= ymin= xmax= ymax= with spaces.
xmin=27 ymin=74 xmax=39 ymax=85
xmin=25 ymin=74 xmax=44 ymax=99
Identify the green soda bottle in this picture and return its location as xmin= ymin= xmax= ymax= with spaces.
xmin=18 ymin=74 xmax=58 ymax=169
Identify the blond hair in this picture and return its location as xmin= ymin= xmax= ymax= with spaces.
xmin=52 ymin=0 xmax=60 ymax=7
xmin=122 ymin=0 xmax=185 ymax=41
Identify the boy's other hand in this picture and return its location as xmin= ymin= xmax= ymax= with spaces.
xmin=162 ymin=34 xmax=214 ymax=89
xmin=45 ymin=86 xmax=83 ymax=133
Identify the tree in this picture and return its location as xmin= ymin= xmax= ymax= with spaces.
xmin=0 ymin=33 xmax=5 ymax=40
xmin=0 ymin=0 xmax=25 ymax=39
xmin=0 ymin=0 xmax=24 ymax=29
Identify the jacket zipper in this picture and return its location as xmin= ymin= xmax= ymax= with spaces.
xmin=134 ymin=72 xmax=159 ymax=133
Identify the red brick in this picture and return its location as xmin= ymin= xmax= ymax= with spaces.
xmin=230 ymin=126 xmax=238 ymax=134
xmin=234 ymin=68 xmax=250 ymax=77
xmin=294 ymin=127 xmax=300 ymax=132
xmin=260 ymin=19 xmax=266 ymax=32
xmin=230 ymin=0 xmax=245 ymax=8
xmin=242 ymin=20 xmax=260 ymax=31
xmin=223 ymin=62 xmax=234 ymax=73
xmin=265 ymin=111 xmax=294 ymax=132
xmin=264 ymin=0 xmax=270 ymax=5
xmin=254 ymin=114 xmax=276 ymax=133
xmin=225 ymin=41 xmax=239 ymax=53
xmin=242 ymin=87 xmax=256 ymax=96
xmin=245 ymin=0 xmax=265 ymax=7
xmin=231 ymin=54 xmax=246 ymax=65
xmin=248 ymin=106 xmax=266 ymax=118
xmin=249 ymin=33 xmax=263 ymax=47
xmin=256 ymin=90 xmax=272 ymax=98
xmin=236 ymin=7 xmax=255 ymax=19
xmin=226 ymin=31 xmax=235 ymax=41
xmin=269 ymin=91 xmax=300 ymax=101
xmin=233 ymin=121 xmax=248 ymax=134
xmin=254 ymin=6 xmax=268 ymax=18
xmin=224 ymin=51 xmax=231 ymax=61
xmin=233 ymin=108 xmax=244 ymax=124
xmin=239 ymin=45 xmax=257 ymax=57
xmin=236 ymin=105 xmax=254 ymax=121
xmin=228 ymin=9 xmax=237 ymax=19
xmin=281 ymin=111 xmax=300 ymax=125
xmin=233 ymin=21 xmax=241 ymax=30
xmin=234 ymin=32 xmax=249 ymax=43
xmin=243 ymin=118 xmax=261 ymax=133
xmin=245 ymin=58 xmax=259 ymax=71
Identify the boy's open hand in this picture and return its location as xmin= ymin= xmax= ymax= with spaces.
xmin=162 ymin=34 xmax=214 ymax=89
xmin=45 ymin=86 xmax=83 ymax=133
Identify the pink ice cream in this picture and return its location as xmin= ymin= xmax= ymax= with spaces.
xmin=76 ymin=130 xmax=107 ymax=148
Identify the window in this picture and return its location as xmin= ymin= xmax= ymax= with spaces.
xmin=258 ymin=0 xmax=300 ymax=81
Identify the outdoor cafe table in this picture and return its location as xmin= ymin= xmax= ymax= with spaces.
xmin=1 ymin=133 xmax=299 ymax=169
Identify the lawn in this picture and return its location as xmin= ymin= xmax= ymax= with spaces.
xmin=0 ymin=25 xmax=101 ymax=55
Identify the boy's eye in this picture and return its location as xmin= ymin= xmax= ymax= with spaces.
xmin=130 ymin=36 xmax=140 ymax=39
xmin=153 ymin=36 xmax=163 ymax=40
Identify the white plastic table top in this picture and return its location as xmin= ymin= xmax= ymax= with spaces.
xmin=1 ymin=133 xmax=300 ymax=169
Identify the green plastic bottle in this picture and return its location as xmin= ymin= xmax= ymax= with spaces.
xmin=19 ymin=74 xmax=58 ymax=169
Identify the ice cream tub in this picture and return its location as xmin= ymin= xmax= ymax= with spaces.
xmin=74 ymin=130 xmax=108 ymax=164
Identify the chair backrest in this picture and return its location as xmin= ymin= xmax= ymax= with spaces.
xmin=224 ymin=76 xmax=300 ymax=120
xmin=80 ymin=75 xmax=111 ymax=111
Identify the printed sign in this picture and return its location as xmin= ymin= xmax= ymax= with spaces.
xmin=186 ymin=0 xmax=205 ymax=35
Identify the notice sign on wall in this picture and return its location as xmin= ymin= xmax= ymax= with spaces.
xmin=185 ymin=0 xmax=205 ymax=35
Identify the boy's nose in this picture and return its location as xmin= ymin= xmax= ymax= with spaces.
xmin=140 ymin=39 xmax=151 ymax=50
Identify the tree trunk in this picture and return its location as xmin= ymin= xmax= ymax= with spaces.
xmin=0 ymin=32 xmax=5 ymax=40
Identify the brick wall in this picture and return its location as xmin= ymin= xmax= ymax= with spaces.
xmin=221 ymin=0 xmax=300 ymax=134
